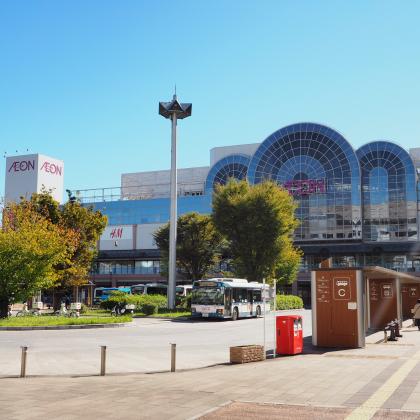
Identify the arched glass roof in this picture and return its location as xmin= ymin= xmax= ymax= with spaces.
xmin=205 ymin=154 xmax=250 ymax=193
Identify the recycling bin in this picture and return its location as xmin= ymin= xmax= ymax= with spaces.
xmin=276 ymin=315 xmax=303 ymax=355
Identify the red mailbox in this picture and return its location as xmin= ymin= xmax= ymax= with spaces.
xmin=276 ymin=315 xmax=303 ymax=355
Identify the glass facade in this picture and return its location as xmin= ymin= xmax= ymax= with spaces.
xmin=247 ymin=123 xmax=362 ymax=241
xmin=94 ymin=260 xmax=161 ymax=275
xmin=205 ymin=154 xmax=250 ymax=193
xmin=90 ymin=195 xmax=212 ymax=225
xmin=356 ymin=141 xmax=417 ymax=242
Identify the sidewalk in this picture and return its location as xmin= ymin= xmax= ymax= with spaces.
xmin=2 ymin=322 xmax=420 ymax=419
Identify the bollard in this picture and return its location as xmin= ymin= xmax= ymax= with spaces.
xmin=100 ymin=346 xmax=106 ymax=376
xmin=171 ymin=343 xmax=176 ymax=372
xmin=20 ymin=346 xmax=28 ymax=378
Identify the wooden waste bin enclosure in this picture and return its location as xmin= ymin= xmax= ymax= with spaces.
xmin=312 ymin=266 xmax=420 ymax=345
xmin=368 ymin=278 xmax=399 ymax=329
xmin=312 ymin=268 xmax=365 ymax=349
xmin=401 ymin=284 xmax=420 ymax=319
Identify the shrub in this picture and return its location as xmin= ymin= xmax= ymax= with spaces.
xmin=79 ymin=303 xmax=88 ymax=314
xmin=275 ymin=294 xmax=303 ymax=310
xmin=178 ymin=294 xmax=191 ymax=310
xmin=142 ymin=303 xmax=158 ymax=315
xmin=100 ymin=293 xmax=167 ymax=311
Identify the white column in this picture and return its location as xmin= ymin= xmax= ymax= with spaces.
xmin=168 ymin=113 xmax=178 ymax=309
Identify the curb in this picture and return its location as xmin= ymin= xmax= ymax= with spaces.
xmin=0 ymin=323 xmax=129 ymax=331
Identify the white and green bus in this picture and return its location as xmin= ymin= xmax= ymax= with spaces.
xmin=191 ymin=278 xmax=270 ymax=320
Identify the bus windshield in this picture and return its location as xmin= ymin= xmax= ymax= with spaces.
xmin=192 ymin=287 xmax=224 ymax=305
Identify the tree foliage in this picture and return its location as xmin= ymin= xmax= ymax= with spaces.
xmin=0 ymin=203 xmax=75 ymax=317
xmin=212 ymin=180 xmax=300 ymax=283
xmin=18 ymin=192 xmax=107 ymax=288
xmin=153 ymin=212 xmax=224 ymax=281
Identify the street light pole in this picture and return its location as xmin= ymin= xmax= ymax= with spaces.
xmin=159 ymin=94 xmax=192 ymax=309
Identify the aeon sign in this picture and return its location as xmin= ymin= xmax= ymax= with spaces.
xmin=283 ymin=179 xmax=326 ymax=196
xmin=8 ymin=160 xmax=35 ymax=173
xmin=40 ymin=161 xmax=62 ymax=176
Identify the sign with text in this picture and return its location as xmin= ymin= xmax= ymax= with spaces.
xmin=282 ymin=179 xmax=326 ymax=196
xmin=333 ymin=278 xmax=351 ymax=301
xmin=5 ymin=153 xmax=64 ymax=203
xmin=99 ymin=225 xmax=134 ymax=251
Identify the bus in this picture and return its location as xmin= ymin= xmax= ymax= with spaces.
xmin=191 ymin=278 xmax=270 ymax=320
xmin=93 ymin=287 xmax=131 ymax=304
xmin=131 ymin=283 xmax=167 ymax=296
xmin=176 ymin=285 xmax=192 ymax=297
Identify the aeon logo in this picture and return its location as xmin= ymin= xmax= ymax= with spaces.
xmin=283 ymin=179 xmax=326 ymax=196
xmin=8 ymin=160 xmax=35 ymax=173
xmin=110 ymin=228 xmax=123 ymax=239
xmin=40 ymin=161 xmax=62 ymax=176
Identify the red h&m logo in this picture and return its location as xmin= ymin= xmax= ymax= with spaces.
xmin=40 ymin=161 xmax=62 ymax=176
xmin=110 ymin=228 xmax=123 ymax=239
xmin=8 ymin=160 xmax=35 ymax=173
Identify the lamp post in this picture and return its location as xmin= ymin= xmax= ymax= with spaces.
xmin=159 ymin=94 xmax=192 ymax=309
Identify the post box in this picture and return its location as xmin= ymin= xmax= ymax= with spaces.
xmin=276 ymin=315 xmax=303 ymax=355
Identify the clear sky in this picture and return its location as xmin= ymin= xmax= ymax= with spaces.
xmin=1 ymin=1 xmax=420 ymax=198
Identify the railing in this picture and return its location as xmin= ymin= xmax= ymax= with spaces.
xmin=68 ymin=182 xmax=206 ymax=204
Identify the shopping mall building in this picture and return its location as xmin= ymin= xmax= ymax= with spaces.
xmin=78 ymin=123 xmax=420 ymax=306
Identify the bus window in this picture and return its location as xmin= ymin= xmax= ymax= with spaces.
xmin=233 ymin=288 xmax=247 ymax=303
xmin=252 ymin=290 xmax=262 ymax=302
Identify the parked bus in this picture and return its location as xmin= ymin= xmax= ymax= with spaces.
xmin=191 ymin=278 xmax=270 ymax=320
xmin=94 ymin=287 xmax=131 ymax=304
xmin=131 ymin=283 xmax=167 ymax=296
xmin=176 ymin=285 xmax=192 ymax=297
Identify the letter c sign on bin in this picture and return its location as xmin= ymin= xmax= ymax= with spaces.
xmin=333 ymin=278 xmax=351 ymax=301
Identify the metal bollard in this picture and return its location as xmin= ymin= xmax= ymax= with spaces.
xmin=171 ymin=343 xmax=176 ymax=372
xmin=20 ymin=346 xmax=28 ymax=378
xmin=100 ymin=346 xmax=106 ymax=376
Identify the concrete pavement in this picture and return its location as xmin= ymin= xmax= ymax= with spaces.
xmin=0 ymin=310 xmax=310 ymax=377
xmin=1 ymin=320 xmax=420 ymax=419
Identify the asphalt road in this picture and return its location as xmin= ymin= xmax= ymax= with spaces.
xmin=0 ymin=309 xmax=310 ymax=377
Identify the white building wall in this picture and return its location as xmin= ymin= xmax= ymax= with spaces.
xmin=136 ymin=223 xmax=165 ymax=249
xmin=121 ymin=167 xmax=209 ymax=199
xmin=210 ymin=143 xmax=260 ymax=165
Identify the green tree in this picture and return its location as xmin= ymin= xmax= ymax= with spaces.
xmin=19 ymin=192 xmax=107 ymax=288
xmin=212 ymin=179 xmax=300 ymax=283
xmin=0 ymin=203 xmax=73 ymax=318
xmin=154 ymin=212 xmax=224 ymax=281
xmin=275 ymin=238 xmax=303 ymax=286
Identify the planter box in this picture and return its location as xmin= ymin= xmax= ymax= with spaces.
xmin=230 ymin=345 xmax=265 ymax=364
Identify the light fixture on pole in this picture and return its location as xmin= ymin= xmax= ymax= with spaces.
xmin=159 ymin=93 xmax=192 ymax=309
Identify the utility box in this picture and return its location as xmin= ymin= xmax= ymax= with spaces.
xmin=276 ymin=315 xmax=303 ymax=355
xmin=312 ymin=269 xmax=365 ymax=348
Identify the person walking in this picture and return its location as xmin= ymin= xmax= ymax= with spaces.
xmin=412 ymin=299 xmax=420 ymax=330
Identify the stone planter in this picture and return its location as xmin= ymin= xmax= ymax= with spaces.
xmin=230 ymin=345 xmax=265 ymax=364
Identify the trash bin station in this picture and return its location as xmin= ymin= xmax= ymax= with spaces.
xmin=276 ymin=315 xmax=303 ymax=355
xmin=311 ymin=260 xmax=420 ymax=349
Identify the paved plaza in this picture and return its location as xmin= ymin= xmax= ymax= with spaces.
xmin=0 ymin=310 xmax=310 ymax=377
xmin=1 ymin=312 xmax=420 ymax=419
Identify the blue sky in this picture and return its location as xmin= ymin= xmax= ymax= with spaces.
xmin=1 ymin=1 xmax=420 ymax=198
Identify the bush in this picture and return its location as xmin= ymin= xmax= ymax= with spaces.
xmin=178 ymin=294 xmax=191 ymax=310
xmin=100 ymin=293 xmax=167 ymax=311
xmin=80 ymin=303 xmax=88 ymax=314
xmin=275 ymin=294 xmax=303 ymax=310
xmin=142 ymin=303 xmax=158 ymax=315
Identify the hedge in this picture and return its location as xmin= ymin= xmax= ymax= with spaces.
xmin=275 ymin=294 xmax=304 ymax=310
xmin=100 ymin=293 xmax=167 ymax=311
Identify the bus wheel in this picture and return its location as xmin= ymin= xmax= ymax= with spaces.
xmin=232 ymin=307 xmax=239 ymax=321
xmin=256 ymin=306 xmax=261 ymax=317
